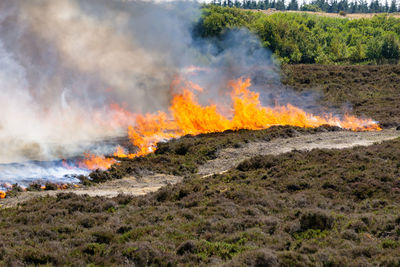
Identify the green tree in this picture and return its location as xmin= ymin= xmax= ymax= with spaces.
xmin=366 ymin=37 xmax=383 ymax=62
xmin=389 ymin=0 xmax=397 ymax=12
xmin=315 ymin=46 xmax=332 ymax=64
xmin=301 ymin=4 xmax=322 ymax=11
xmin=287 ymin=0 xmax=299 ymax=10
xmin=381 ymin=33 xmax=400 ymax=60
xmin=276 ymin=0 xmax=286 ymax=10
xmin=330 ymin=36 xmax=348 ymax=61
xmin=201 ymin=12 xmax=226 ymax=37
xmin=348 ymin=41 xmax=367 ymax=62
xmin=198 ymin=6 xmax=400 ymax=64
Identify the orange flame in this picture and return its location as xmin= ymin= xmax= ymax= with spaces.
xmin=78 ymin=153 xmax=117 ymax=170
xmin=80 ymin=77 xmax=380 ymax=170
xmin=113 ymin=146 xmax=128 ymax=158
xmin=0 ymin=191 xmax=5 ymax=199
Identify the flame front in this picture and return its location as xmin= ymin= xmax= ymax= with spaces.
xmin=80 ymin=77 xmax=381 ymax=170
xmin=78 ymin=153 xmax=117 ymax=170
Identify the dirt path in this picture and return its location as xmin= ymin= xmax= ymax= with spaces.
xmin=198 ymin=129 xmax=400 ymax=176
xmin=1 ymin=129 xmax=399 ymax=208
xmin=0 ymin=174 xmax=181 ymax=208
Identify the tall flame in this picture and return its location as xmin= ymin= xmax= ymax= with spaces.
xmin=80 ymin=77 xmax=381 ymax=170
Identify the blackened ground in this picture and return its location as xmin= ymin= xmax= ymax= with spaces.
xmin=282 ymin=64 xmax=400 ymax=128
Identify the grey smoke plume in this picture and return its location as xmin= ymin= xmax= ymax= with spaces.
xmin=0 ymin=0 xmax=317 ymax=171
xmin=0 ymin=0 xmax=202 ymax=163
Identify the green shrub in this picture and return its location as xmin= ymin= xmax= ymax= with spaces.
xmin=196 ymin=240 xmax=247 ymax=260
xmin=197 ymin=6 xmax=400 ymax=64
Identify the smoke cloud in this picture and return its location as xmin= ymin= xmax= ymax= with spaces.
xmin=0 ymin=0 xmax=201 ymax=163
xmin=0 ymin=0 xmax=316 ymax=171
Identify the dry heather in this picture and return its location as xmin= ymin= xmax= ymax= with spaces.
xmin=283 ymin=64 xmax=400 ymax=128
xmin=1 ymin=64 xmax=400 ymax=266
xmin=1 ymin=132 xmax=400 ymax=266
xmin=83 ymin=125 xmax=341 ymax=184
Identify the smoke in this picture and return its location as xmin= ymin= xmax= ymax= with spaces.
xmin=0 ymin=0 xmax=318 ymax=173
xmin=0 ymin=0 xmax=202 ymax=163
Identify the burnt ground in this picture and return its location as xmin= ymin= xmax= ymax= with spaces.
xmin=282 ymin=64 xmax=400 ymax=128
xmin=1 ymin=65 xmax=400 ymax=266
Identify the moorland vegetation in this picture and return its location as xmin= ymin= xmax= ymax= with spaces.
xmin=1 ymin=8 xmax=400 ymax=266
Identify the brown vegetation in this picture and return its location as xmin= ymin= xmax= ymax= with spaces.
xmin=84 ymin=125 xmax=340 ymax=183
xmin=1 ymin=64 xmax=399 ymax=265
xmin=283 ymin=64 xmax=400 ymax=128
xmin=1 ymin=132 xmax=400 ymax=265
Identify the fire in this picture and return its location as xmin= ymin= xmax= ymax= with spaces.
xmin=113 ymin=146 xmax=128 ymax=158
xmin=0 ymin=183 xmax=12 ymax=199
xmin=78 ymin=153 xmax=117 ymax=170
xmin=80 ymin=77 xmax=381 ymax=170
xmin=127 ymin=112 xmax=180 ymax=157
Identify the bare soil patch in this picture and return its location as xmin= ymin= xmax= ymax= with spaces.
xmin=0 ymin=174 xmax=181 ymax=208
xmin=199 ymin=128 xmax=400 ymax=176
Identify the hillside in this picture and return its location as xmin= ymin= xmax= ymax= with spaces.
xmin=3 ymin=0 xmax=400 ymax=266
xmin=1 ymin=64 xmax=400 ymax=266
xmin=1 ymin=127 xmax=400 ymax=266
xmin=282 ymin=64 xmax=400 ymax=127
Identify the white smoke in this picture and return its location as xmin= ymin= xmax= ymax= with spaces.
xmin=0 ymin=0 xmax=322 ymax=186
xmin=0 ymin=0 xmax=200 ymax=163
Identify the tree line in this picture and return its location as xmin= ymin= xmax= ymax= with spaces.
xmin=196 ymin=6 xmax=400 ymax=64
xmin=211 ymin=0 xmax=400 ymax=14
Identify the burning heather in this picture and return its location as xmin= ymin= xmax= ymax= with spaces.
xmin=0 ymin=0 xmax=381 ymax=188
xmin=80 ymin=77 xmax=380 ymax=170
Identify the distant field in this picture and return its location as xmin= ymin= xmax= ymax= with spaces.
xmin=252 ymin=9 xmax=400 ymax=19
